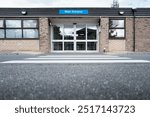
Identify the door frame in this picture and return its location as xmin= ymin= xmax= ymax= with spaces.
xmin=51 ymin=23 xmax=99 ymax=53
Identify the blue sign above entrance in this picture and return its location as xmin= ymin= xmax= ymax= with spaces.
xmin=59 ymin=9 xmax=89 ymax=15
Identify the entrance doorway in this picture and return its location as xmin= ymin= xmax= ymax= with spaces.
xmin=51 ymin=22 xmax=99 ymax=52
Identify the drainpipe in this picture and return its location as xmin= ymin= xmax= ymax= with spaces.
xmin=132 ymin=8 xmax=137 ymax=52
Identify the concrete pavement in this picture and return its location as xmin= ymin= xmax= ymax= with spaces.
xmin=0 ymin=53 xmax=150 ymax=100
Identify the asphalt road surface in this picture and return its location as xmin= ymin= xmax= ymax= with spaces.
xmin=0 ymin=53 xmax=150 ymax=100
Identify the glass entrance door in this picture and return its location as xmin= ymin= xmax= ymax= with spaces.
xmin=76 ymin=25 xmax=86 ymax=51
xmin=52 ymin=24 xmax=98 ymax=52
xmin=64 ymin=25 xmax=74 ymax=51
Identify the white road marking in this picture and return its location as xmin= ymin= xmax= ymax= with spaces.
xmin=38 ymin=55 xmax=119 ymax=58
xmin=1 ymin=55 xmax=150 ymax=64
xmin=1 ymin=60 xmax=150 ymax=64
xmin=26 ymin=57 xmax=131 ymax=60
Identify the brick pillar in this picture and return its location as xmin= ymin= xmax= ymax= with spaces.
xmin=39 ymin=18 xmax=50 ymax=53
xmin=126 ymin=18 xmax=134 ymax=51
xmin=100 ymin=17 xmax=109 ymax=52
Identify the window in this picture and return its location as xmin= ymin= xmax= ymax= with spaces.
xmin=23 ymin=29 xmax=38 ymax=38
xmin=0 ymin=20 xmax=4 ymax=28
xmin=109 ymin=19 xmax=125 ymax=39
xmin=0 ymin=19 xmax=39 ymax=39
xmin=22 ymin=19 xmax=39 ymax=38
xmin=0 ymin=29 xmax=4 ymax=38
xmin=6 ymin=20 xmax=21 ymax=28
xmin=6 ymin=29 xmax=22 ymax=38
xmin=0 ymin=20 xmax=4 ymax=38
xmin=23 ymin=20 xmax=38 ymax=28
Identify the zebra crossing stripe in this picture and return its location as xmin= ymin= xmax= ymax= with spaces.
xmin=1 ymin=55 xmax=150 ymax=64
xmin=1 ymin=60 xmax=150 ymax=64
xmin=25 ymin=57 xmax=131 ymax=60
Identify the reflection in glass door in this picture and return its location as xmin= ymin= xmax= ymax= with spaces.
xmin=64 ymin=25 xmax=74 ymax=51
xmin=76 ymin=25 xmax=86 ymax=51
xmin=64 ymin=25 xmax=74 ymax=40
xmin=52 ymin=24 xmax=98 ymax=52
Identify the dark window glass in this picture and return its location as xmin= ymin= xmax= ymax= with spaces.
xmin=23 ymin=29 xmax=38 ymax=38
xmin=77 ymin=42 xmax=86 ymax=50
xmin=53 ymin=25 xmax=63 ymax=40
xmin=53 ymin=42 xmax=63 ymax=50
xmin=87 ymin=25 xmax=97 ymax=40
xmin=0 ymin=29 xmax=4 ymax=38
xmin=23 ymin=20 xmax=38 ymax=28
xmin=6 ymin=29 xmax=22 ymax=38
xmin=6 ymin=20 xmax=21 ymax=28
xmin=109 ymin=29 xmax=124 ymax=38
xmin=64 ymin=25 xmax=74 ymax=40
xmin=87 ymin=42 xmax=96 ymax=50
xmin=0 ymin=20 xmax=4 ymax=28
xmin=76 ymin=25 xmax=86 ymax=40
xmin=64 ymin=42 xmax=74 ymax=50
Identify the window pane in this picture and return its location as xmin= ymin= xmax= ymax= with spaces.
xmin=109 ymin=29 xmax=125 ymax=38
xmin=6 ymin=20 xmax=21 ymax=28
xmin=0 ymin=29 xmax=4 ymax=38
xmin=77 ymin=42 xmax=86 ymax=50
xmin=53 ymin=25 xmax=63 ymax=40
xmin=64 ymin=25 xmax=74 ymax=40
xmin=53 ymin=42 xmax=63 ymax=50
xmin=76 ymin=25 xmax=86 ymax=40
xmin=110 ymin=20 xmax=124 ymax=28
xmin=23 ymin=29 xmax=38 ymax=38
xmin=87 ymin=42 xmax=97 ymax=50
xmin=23 ymin=20 xmax=38 ymax=28
xmin=87 ymin=25 xmax=97 ymax=40
xmin=0 ymin=20 xmax=4 ymax=28
xmin=64 ymin=42 xmax=74 ymax=50
xmin=6 ymin=29 xmax=22 ymax=38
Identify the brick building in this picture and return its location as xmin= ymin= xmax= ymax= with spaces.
xmin=0 ymin=8 xmax=150 ymax=53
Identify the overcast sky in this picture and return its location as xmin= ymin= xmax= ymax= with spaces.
xmin=0 ymin=0 xmax=149 ymax=8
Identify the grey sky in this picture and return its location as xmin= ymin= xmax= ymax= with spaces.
xmin=0 ymin=0 xmax=149 ymax=7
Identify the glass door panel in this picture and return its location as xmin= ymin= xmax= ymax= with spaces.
xmin=53 ymin=25 xmax=63 ymax=40
xmin=87 ymin=25 xmax=97 ymax=40
xmin=64 ymin=42 xmax=74 ymax=50
xmin=53 ymin=42 xmax=63 ymax=51
xmin=52 ymin=24 xmax=98 ymax=52
xmin=87 ymin=42 xmax=97 ymax=50
xmin=77 ymin=42 xmax=86 ymax=50
xmin=64 ymin=25 xmax=74 ymax=40
xmin=76 ymin=25 xmax=86 ymax=40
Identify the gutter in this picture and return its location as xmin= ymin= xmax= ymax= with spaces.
xmin=132 ymin=8 xmax=137 ymax=52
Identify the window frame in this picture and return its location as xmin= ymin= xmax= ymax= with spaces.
xmin=0 ymin=18 xmax=39 ymax=40
xmin=109 ymin=18 xmax=126 ymax=39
